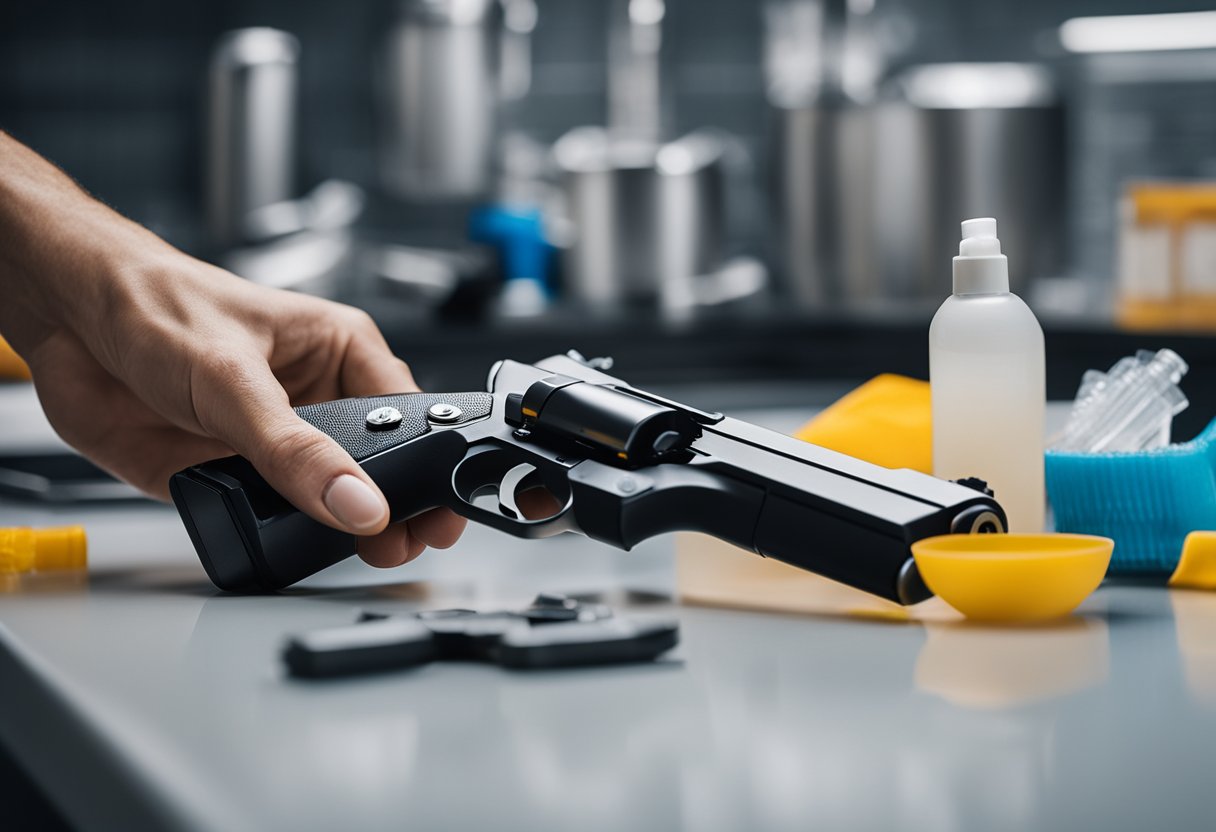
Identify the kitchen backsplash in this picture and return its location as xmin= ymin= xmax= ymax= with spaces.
xmin=1 ymin=0 xmax=1208 ymax=271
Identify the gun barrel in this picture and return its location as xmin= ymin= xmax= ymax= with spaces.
xmin=690 ymin=419 xmax=1007 ymax=604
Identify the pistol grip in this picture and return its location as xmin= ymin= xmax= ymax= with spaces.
xmin=171 ymin=392 xmax=492 ymax=592
xmin=295 ymin=392 xmax=493 ymax=462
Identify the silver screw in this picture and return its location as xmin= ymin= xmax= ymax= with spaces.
xmin=366 ymin=406 xmax=403 ymax=430
xmin=427 ymin=402 xmax=463 ymax=424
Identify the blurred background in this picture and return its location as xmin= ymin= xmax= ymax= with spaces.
xmin=4 ymin=0 xmax=1216 ymax=432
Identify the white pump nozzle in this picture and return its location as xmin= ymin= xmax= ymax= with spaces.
xmin=953 ymin=216 xmax=1009 ymax=294
xmin=960 ymin=218 xmax=1001 ymax=255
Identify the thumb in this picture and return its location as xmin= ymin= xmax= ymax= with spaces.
xmin=191 ymin=354 xmax=390 ymax=535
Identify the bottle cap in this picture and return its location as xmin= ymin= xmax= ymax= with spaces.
xmin=953 ymin=217 xmax=1010 ymax=295
xmin=0 ymin=526 xmax=87 ymax=574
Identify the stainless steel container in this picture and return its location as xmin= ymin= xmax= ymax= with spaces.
xmin=764 ymin=0 xmax=883 ymax=305
xmin=378 ymin=0 xmax=501 ymax=200
xmin=770 ymin=63 xmax=1065 ymax=305
xmin=878 ymin=63 xmax=1066 ymax=299
xmin=1069 ymin=48 xmax=1216 ymax=285
xmin=205 ymin=28 xmax=300 ymax=250
xmin=555 ymin=127 xmax=726 ymax=309
xmin=770 ymin=101 xmax=877 ymax=305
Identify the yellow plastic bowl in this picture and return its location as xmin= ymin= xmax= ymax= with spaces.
xmin=911 ymin=534 xmax=1114 ymax=622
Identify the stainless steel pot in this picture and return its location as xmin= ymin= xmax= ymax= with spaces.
xmin=878 ymin=63 xmax=1066 ymax=299
xmin=205 ymin=28 xmax=300 ymax=250
xmin=770 ymin=63 xmax=1066 ymax=305
xmin=378 ymin=0 xmax=502 ymax=200
xmin=554 ymin=127 xmax=727 ymax=310
xmin=770 ymin=101 xmax=877 ymax=305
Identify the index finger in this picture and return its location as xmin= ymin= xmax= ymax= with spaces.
xmin=337 ymin=312 xmax=418 ymax=397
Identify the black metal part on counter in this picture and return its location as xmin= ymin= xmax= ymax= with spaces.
xmin=283 ymin=596 xmax=677 ymax=678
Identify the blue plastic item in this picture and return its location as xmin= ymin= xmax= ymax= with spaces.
xmin=467 ymin=204 xmax=553 ymax=295
xmin=1046 ymin=417 xmax=1216 ymax=573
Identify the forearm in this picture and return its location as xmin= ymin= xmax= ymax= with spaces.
xmin=0 ymin=131 xmax=461 ymax=555
xmin=0 ymin=131 xmax=175 ymax=356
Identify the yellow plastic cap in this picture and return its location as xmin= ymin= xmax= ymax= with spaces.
xmin=911 ymin=533 xmax=1113 ymax=622
xmin=0 ymin=526 xmax=87 ymax=574
xmin=1169 ymin=531 xmax=1216 ymax=591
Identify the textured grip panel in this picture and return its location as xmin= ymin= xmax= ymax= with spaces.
xmin=295 ymin=392 xmax=493 ymax=461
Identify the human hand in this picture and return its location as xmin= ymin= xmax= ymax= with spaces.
xmin=33 ymin=261 xmax=465 ymax=567
xmin=0 ymin=133 xmax=465 ymax=568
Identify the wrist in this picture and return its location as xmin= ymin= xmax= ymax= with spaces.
xmin=0 ymin=132 xmax=177 ymax=355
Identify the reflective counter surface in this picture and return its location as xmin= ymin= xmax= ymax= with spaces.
xmin=2 ymin=407 xmax=1215 ymax=832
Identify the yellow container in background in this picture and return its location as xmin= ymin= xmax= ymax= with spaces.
xmin=1118 ymin=182 xmax=1216 ymax=331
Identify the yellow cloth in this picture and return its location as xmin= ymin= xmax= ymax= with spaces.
xmin=0 ymin=334 xmax=32 ymax=381
xmin=795 ymin=374 xmax=933 ymax=473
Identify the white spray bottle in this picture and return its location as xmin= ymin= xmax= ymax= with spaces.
xmin=930 ymin=218 xmax=1045 ymax=533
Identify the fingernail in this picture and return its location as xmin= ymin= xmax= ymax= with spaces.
xmin=324 ymin=475 xmax=387 ymax=533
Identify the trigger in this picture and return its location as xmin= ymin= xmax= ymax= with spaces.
xmin=498 ymin=463 xmax=537 ymax=520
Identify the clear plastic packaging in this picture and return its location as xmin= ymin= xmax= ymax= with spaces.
xmin=1051 ymin=349 xmax=1188 ymax=453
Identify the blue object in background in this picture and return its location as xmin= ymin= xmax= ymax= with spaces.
xmin=468 ymin=204 xmax=554 ymax=299
xmin=1046 ymin=417 xmax=1216 ymax=573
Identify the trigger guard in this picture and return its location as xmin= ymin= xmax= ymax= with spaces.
xmin=451 ymin=444 xmax=576 ymax=533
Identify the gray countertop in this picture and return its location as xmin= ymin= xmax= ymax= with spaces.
xmin=3 ymin=401 xmax=1216 ymax=831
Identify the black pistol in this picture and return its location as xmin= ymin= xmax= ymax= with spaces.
xmin=170 ymin=351 xmax=1006 ymax=603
